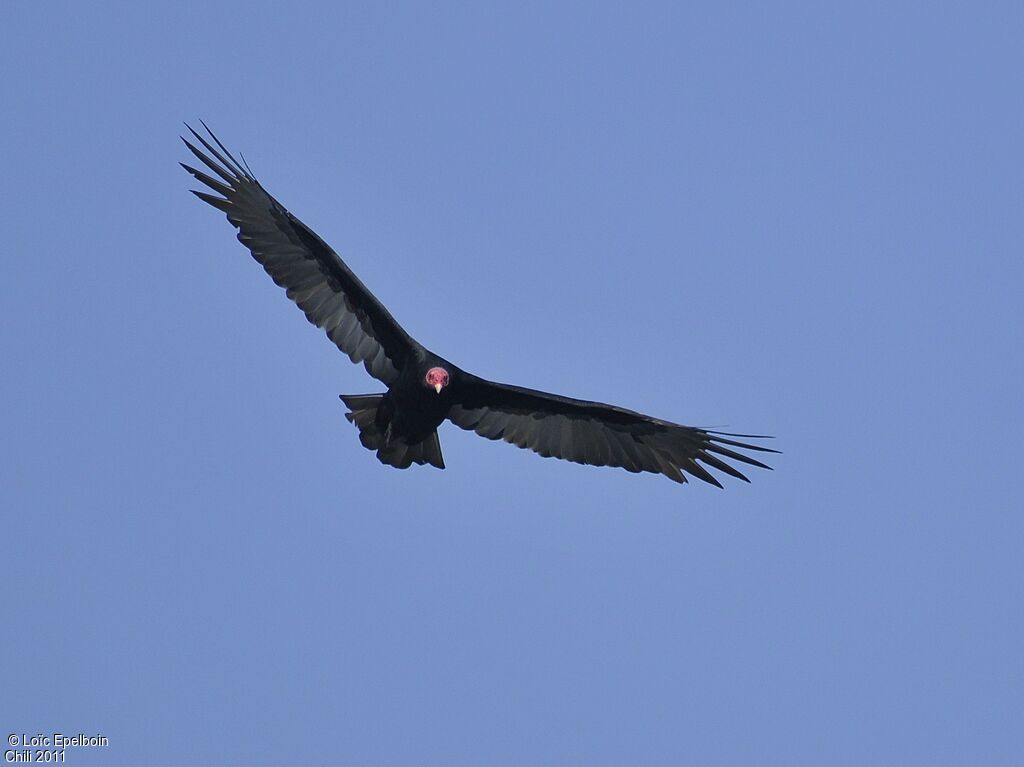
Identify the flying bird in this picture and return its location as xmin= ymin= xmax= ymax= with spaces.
xmin=181 ymin=124 xmax=777 ymax=487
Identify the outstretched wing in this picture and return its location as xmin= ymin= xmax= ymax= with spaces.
xmin=448 ymin=375 xmax=777 ymax=486
xmin=181 ymin=123 xmax=414 ymax=385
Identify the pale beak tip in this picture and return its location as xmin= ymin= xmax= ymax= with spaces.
xmin=433 ymin=383 xmax=442 ymax=394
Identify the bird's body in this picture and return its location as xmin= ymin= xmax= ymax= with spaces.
xmin=341 ymin=351 xmax=456 ymax=469
xmin=182 ymin=124 xmax=777 ymax=487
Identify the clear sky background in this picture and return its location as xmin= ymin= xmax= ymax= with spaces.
xmin=2 ymin=1 xmax=1021 ymax=764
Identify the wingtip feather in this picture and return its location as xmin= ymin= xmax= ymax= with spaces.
xmin=190 ymin=189 xmax=233 ymax=213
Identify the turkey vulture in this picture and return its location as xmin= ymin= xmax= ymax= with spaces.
xmin=181 ymin=124 xmax=777 ymax=487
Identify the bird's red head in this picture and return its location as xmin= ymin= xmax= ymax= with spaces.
xmin=425 ymin=367 xmax=449 ymax=394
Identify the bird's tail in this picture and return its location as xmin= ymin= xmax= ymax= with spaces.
xmin=340 ymin=394 xmax=445 ymax=470
xmin=378 ymin=431 xmax=445 ymax=470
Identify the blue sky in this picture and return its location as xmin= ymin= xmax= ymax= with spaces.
xmin=2 ymin=1 xmax=1021 ymax=764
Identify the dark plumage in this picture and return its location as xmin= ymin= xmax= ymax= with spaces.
xmin=182 ymin=124 xmax=777 ymax=487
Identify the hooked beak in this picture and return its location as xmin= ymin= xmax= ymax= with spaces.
xmin=433 ymin=383 xmax=443 ymax=394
